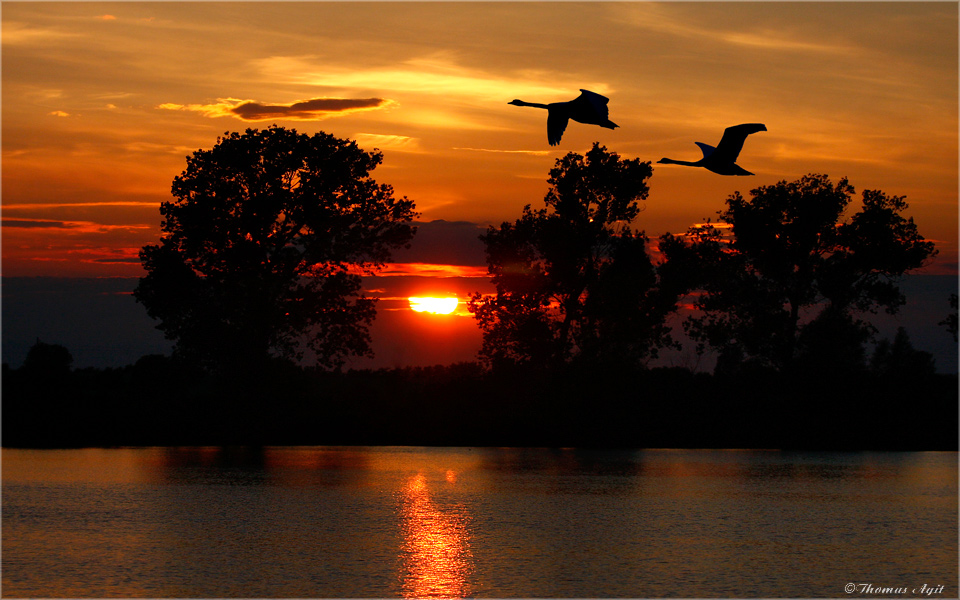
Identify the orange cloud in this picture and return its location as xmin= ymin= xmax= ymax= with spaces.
xmin=159 ymin=97 xmax=395 ymax=121
xmin=3 ymin=201 xmax=158 ymax=209
xmin=354 ymin=133 xmax=421 ymax=153
xmin=79 ymin=247 xmax=142 ymax=264
xmin=377 ymin=263 xmax=489 ymax=278
xmin=453 ymin=147 xmax=551 ymax=156
xmin=2 ymin=218 xmax=150 ymax=234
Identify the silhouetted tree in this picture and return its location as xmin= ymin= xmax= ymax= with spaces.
xmin=21 ymin=339 xmax=73 ymax=378
xmin=871 ymin=327 xmax=936 ymax=379
xmin=793 ymin=307 xmax=871 ymax=375
xmin=135 ymin=126 xmax=417 ymax=372
xmin=940 ymin=294 xmax=958 ymax=342
xmin=469 ymin=143 xmax=678 ymax=369
xmin=659 ymin=173 xmax=937 ymax=371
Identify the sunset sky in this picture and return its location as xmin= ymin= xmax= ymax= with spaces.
xmin=3 ymin=2 xmax=958 ymax=370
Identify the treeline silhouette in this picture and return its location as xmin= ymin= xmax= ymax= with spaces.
xmin=4 ymin=129 xmax=956 ymax=450
xmin=3 ymin=338 xmax=956 ymax=450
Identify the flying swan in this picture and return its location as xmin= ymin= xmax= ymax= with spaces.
xmin=509 ymin=89 xmax=619 ymax=146
xmin=657 ymin=123 xmax=767 ymax=175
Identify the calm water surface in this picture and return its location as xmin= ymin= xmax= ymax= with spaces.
xmin=2 ymin=447 xmax=956 ymax=598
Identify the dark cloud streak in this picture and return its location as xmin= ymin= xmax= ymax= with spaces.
xmin=3 ymin=219 xmax=78 ymax=229
xmin=159 ymin=97 xmax=395 ymax=121
xmin=92 ymin=257 xmax=141 ymax=264
xmin=231 ymin=97 xmax=392 ymax=121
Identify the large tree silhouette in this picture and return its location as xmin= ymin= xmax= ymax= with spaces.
xmin=469 ymin=143 xmax=679 ymax=369
xmin=135 ymin=126 xmax=417 ymax=371
xmin=659 ymin=173 xmax=937 ymax=371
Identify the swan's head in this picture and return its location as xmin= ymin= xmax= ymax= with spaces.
xmin=508 ymin=99 xmax=525 ymax=106
xmin=656 ymin=158 xmax=670 ymax=164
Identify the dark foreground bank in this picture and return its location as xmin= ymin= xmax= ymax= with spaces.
xmin=3 ymin=357 xmax=956 ymax=450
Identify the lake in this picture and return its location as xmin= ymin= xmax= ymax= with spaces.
xmin=2 ymin=447 xmax=956 ymax=598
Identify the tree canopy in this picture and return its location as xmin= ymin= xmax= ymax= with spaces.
xmin=21 ymin=339 xmax=73 ymax=378
xmin=469 ymin=143 xmax=680 ymax=369
xmin=659 ymin=173 xmax=937 ymax=372
xmin=135 ymin=126 xmax=417 ymax=371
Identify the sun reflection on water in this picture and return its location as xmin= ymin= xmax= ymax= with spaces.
xmin=398 ymin=472 xmax=474 ymax=599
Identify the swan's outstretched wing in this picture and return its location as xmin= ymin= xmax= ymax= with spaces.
xmin=547 ymin=110 xmax=569 ymax=146
xmin=575 ymin=89 xmax=611 ymax=120
xmin=714 ymin=123 xmax=766 ymax=161
xmin=695 ymin=142 xmax=716 ymax=159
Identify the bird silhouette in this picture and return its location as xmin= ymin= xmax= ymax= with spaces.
xmin=657 ymin=123 xmax=767 ymax=175
xmin=509 ymin=89 xmax=618 ymax=146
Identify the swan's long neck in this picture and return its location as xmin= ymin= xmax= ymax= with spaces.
xmin=658 ymin=158 xmax=701 ymax=167
xmin=512 ymin=100 xmax=550 ymax=109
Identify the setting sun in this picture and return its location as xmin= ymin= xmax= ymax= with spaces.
xmin=409 ymin=297 xmax=459 ymax=314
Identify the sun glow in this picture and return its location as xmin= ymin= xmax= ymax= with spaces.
xmin=409 ymin=297 xmax=459 ymax=314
